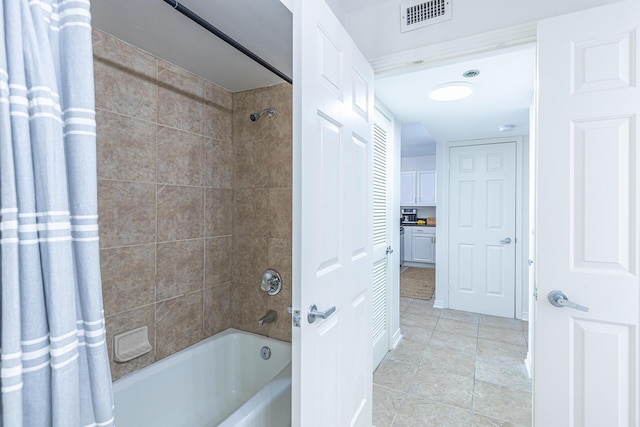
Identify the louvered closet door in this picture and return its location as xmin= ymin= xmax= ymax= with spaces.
xmin=372 ymin=108 xmax=391 ymax=369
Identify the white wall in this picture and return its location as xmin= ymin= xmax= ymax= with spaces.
xmin=340 ymin=0 xmax=621 ymax=60
xmin=401 ymin=155 xmax=436 ymax=172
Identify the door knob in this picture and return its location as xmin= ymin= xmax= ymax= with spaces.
xmin=308 ymin=304 xmax=336 ymax=323
xmin=500 ymin=237 xmax=512 ymax=244
xmin=547 ymin=290 xmax=589 ymax=312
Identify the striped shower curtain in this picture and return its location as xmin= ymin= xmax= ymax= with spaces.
xmin=0 ymin=1 xmax=115 ymax=426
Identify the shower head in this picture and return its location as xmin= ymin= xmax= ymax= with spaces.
xmin=249 ymin=107 xmax=276 ymax=122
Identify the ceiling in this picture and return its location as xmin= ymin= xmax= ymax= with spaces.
xmin=90 ymin=0 xmax=292 ymax=92
xmin=91 ymin=1 xmax=534 ymax=157
xmin=375 ymin=46 xmax=536 ymax=157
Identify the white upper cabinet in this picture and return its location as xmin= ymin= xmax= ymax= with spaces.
xmin=400 ymin=170 xmax=436 ymax=206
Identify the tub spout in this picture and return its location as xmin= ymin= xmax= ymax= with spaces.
xmin=258 ymin=310 xmax=277 ymax=326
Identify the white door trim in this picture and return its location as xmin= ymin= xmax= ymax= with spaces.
xmin=436 ymin=136 xmax=528 ymax=320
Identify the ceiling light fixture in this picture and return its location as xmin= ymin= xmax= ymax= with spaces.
xmin=429 ymin=82 xmax=473 ymax=102
xmin=498 ymin=124 xmax=515 ymax=132
xmin=463 ymin=69 xmax=480 ymax=78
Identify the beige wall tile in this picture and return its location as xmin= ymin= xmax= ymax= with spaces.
xmin=269 ymin=188 xmax=292 ymax=239
xmin=156 ymin=239 xmax=205 ymax=301
xmin=233 ymin=189 xmax=269 ymax=237
xmin=232 ymin=138 xmax=270 ymax=189
xmin=232 ymin=236 xmax=268 ymax=284
xmin=268 ymin=138 xmax=292 ymax=189
xmin=205 ymin=82 xmax=232 ymax=142
xmin=155 ymin=291 xmax=204 ymax=360
xmin=92 ymin=30 xmax=157 ymax=122
xmin=204 ymin=138 xmax=233 ymax=189
xmin=96 ymin=109 xmax=156 ymax=182
xmin=204 ymin=283 xmax=232 ymax=337
xmin=157 ymin=62 xmax=205 ymax=135
xmin=98 ymin=180 xmax=156 ymax=248
xmin=106 ymin=304 xmax=156 ymax=381
xmin=230 ymin=281 xmax=269 ymax=336
xmin=157 ymin=185 xmax=204 ymax=241
xmin=205 ymin=236 xmax=232 ymax=288
xmin=101 ymin=244 xmax=155 ymax=316
xmin=205 ymin=189 xmax=232 ymax=237
xmin=157 ymin=126 xmax=204 ymax=186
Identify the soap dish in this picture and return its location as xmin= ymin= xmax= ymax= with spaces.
xmin=114 ymin=326 xmax=152 ymax=363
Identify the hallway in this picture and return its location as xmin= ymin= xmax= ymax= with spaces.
xmin=373 ymin=297 xmax=531 ymax=426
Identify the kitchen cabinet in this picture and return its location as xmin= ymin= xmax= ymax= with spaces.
xmin=400 ymin=171 xmax=436 ymax=206
xmin=411 ymin=228 xmax=435 ymax=263
xmin=403 ymin=227 xmax=436 ymax=264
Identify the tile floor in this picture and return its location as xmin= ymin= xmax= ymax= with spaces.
xmin=373 ymin=297 xmax=531 ymax=427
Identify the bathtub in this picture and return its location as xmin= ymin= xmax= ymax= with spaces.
xmin=113 ymin=329 xmax=292 ymax=427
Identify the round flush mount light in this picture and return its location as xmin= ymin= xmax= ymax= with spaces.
xmin=429 ymin=82 xmax=474 ymax=102
xmin=498 ymin=124 xmax=515 ymax=132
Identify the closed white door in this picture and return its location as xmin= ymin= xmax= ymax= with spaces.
xmin=448 ymin=142 xmax=517 ymax=318
xmin=535 ymin=1 xmax=640 ymax=424
xmin=292 ymin=0 xmax=374 ymax=425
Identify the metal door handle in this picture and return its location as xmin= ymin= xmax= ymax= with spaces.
xmin=308 ymin=304 xmax=336 ymax=323
xmin=500 ymin=237 xmax=512 ymax=244
xmin=547 ymin=290 xmax=589 ymax=312
xmin=386 ymin=245 xmax=393 ymax=255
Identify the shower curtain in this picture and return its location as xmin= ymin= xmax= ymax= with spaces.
xmin=0 ymin=1 xmax=115 ymax=426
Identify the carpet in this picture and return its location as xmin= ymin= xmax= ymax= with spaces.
xmin=400 ymin=267 xmax=435 ymax=300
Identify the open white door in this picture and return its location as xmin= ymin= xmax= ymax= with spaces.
xmin=536 ymin=1 xmax=640 ymax=425
xmin=372 ymin=106 xmax=395 ymax=370
xmin=292 ymin=0 xmax=374 ymax=425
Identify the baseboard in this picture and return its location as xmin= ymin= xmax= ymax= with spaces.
xmin=521 ymin=310 xmax=529 ymax=321
xmin=391 ymin=328 xmax=403 ymax=349
xmin=525 ymin=351 xmax=532 ymax=379
xmin=433 ymin=299 xmax=444 ymax=309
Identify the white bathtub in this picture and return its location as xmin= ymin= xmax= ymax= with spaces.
xmin=113 ymin=329 xmax=291 ymax=427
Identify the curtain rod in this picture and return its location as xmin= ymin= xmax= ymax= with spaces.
xmin=163 ymin=0 xmax=293 ymax=85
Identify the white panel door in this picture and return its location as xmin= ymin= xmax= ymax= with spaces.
xmin=292 ymin=0 xmax=373 ymax=425
xmin=448 ymin=142 xmax=516 ymax=318
xmin=536 ymin=2 xmax=640 ymax=425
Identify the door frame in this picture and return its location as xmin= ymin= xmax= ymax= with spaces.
xmin=435 ymin=136 xmax=529 ymax=320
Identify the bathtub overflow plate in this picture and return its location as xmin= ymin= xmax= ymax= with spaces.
xmin=260 ymin=346 xmax=272 ymax=360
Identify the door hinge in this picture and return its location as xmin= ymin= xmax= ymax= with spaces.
xmin=533 ymin=290 xmax=538 ymax=301
xmin=288 ymin=307 xmax=301 ymax=327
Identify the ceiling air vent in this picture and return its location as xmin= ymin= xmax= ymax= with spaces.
xmin=400 ymin=0 xmax=452 ymax=33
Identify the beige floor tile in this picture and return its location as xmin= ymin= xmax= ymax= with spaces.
xmin=441 ymin=309 xmax=480 ymax=323
xmin=374 ymin=358 xmax=417 ymax=393
xmin=388 ymin=339 xmax=427 ymax=366
xmin=393 ymin=394 xmax=471 ymax=427
xmin=478 ymin=324 xmax=526 ymax=346
xmin=373 ymin=384 xmax=405 ymax=427
xmin=405 ymin=302 xmax=441 ymax=317
xmin=401 ymin=324 xmax=433 ymax=344
xmin=479 ymin=314 xmax=522 ymax=330
xmin=477 ymin=339 xmax=527 ymax=362
xmin=429 ymin=330 xmax=477 ymax=354
xmin=475 ymin=358 xmax=532 ymax=392
xmin=473 ymin=380 xmax=532 ymax=426
xmin=472 ymin=413 xmax=528 ymax=427
xmin=400 ymin=311 xmax=439 ymax=329
xmin=420 ymin=345 xmax=476 ymax=377
xmin=409 ymin=370 xmax=474 ymax=410
xmin=435 ymin=318 xmax=479 ymax=338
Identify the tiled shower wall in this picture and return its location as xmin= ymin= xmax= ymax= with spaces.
xmin=93 ymin=29 xmax=292 ymax=381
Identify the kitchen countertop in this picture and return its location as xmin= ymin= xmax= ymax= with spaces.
xmin=401 ymin=223 xmax=436 ymax=228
